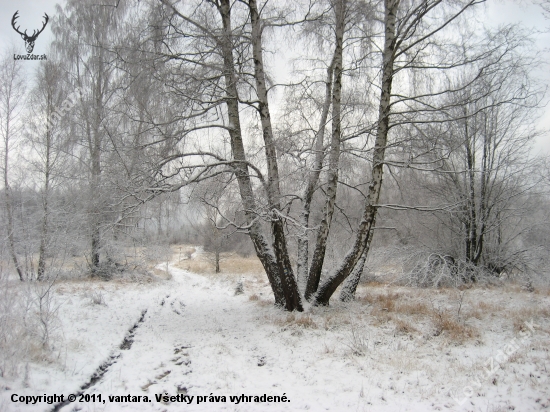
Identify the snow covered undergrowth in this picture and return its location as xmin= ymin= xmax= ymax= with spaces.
xmin=1 ymin=256 xmax=549 ymax=412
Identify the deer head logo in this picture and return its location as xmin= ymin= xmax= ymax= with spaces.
xmin=11 ymin=11 xmax=49 ymax=54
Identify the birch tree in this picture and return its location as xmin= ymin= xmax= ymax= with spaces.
xmin=312 ymin=0 xmax=485 ymax=305
xmin=24 ymin=60 xmax=76 ymax=280
xmin=131 ymin=0 xmax=310 ymax=310
xmin=119 ymin=0 xmax=496 ymax=309
xmin=52 ymin=0 xmax=125 ymax=275
xmin=304 ymin=0 xmax=346 ymax=301
xmin=0 ymin=50 xmax=27 ymax=281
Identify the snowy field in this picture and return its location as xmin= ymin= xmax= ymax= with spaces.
xmin=1 ymin=248 xmax=549 ymax=412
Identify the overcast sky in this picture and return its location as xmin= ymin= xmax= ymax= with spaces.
xmin=485 ymin=1 xmax=550 ymax=154
xmin=1 ymin=0 xmax=549 ymax=153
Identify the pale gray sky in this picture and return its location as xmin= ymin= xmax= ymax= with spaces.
xmin=485 ymin=0 xmax=550 ymax=154
xmin=1 ymin=0 xmax=549 ymax=152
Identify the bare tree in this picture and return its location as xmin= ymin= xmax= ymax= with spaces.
xmin=52 ymin=0 xmax=126 ymax=275
xmin=129 ymin=0 xmax=312 ymax=310
xmin=67 ymin=0 xmax=547 ymax=311
xmin=304 ymin=0 xmax=346 ymax=301
xmin=23 ymin=59 xmax=75 ymax=280
xmin=0 ymin=49 xmax=27 ymax=281
xmin=313 ymin=0 xmax=485 ymax=305
xmin=416 ymin=27 xmax=545 ymax=276
xmin=138 ymin=0 xmax=492 ymax=308
xmin=539 ymin=0 xmax=550 ymax=15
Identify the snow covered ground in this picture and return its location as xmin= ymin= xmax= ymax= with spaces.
xmin=1 ymin=250 xmax=549 ymax=412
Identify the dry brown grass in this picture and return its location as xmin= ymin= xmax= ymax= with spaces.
xmin=394 ymin=318 xmax=418 ymax=335
xmin=358 ymin=288 xmax=480 ymax=342
xmin=510 ymin=306 xmax=550 ymax=333
xmin=465 ymin=307 xmax=484 ymax=320
xmin=219 ymin=255 xmax=265 ymax=274
xmin=501 ymin=283 xmax=524 ymax=294
xmin=360 ymin=279 xmax=388 ymax=288
xmin=360 ymin=291 xmax=400 ymax=310
xmin=174 ymin=250 xmax=264 ymax=276
xmin=477 ymin=301 xmax=496 ymax=311
xmin=254 ymin=299 xmax=273 ymax=307
xmin=295 ymin=314 xmax=317 ymax=328
xmin=506 ymin=351 xmax=525 ymax=364
xmin=360 ymin=291 xmax=430 ymax=317
xmin=397 ymin=301 xmax=430 ymax=316
xmin=249 ymin=294 xmax=259 ymax=301
xmin=273 ymin=313 xmax=317 ymax=329
xmin=175 ymin=258 xmax=212 ymax=274
xmin=431 ymin=311 xmax=478 ymax=341
xmin=322 ymin=314 xmax=339 ymax=331
xmin=463 ymin=300 xmax=498 ymax=320
xmin=538 ymin=308 xmax=550 ymax=322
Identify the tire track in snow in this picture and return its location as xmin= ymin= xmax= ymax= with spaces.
xmin=136 ymin=295 xmax=193 ymax=396
xmin=50 ymin=309 xmax=148 ymax=412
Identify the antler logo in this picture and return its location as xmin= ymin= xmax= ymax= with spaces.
xmin=11 ymin=11 xmax=49 ymax=54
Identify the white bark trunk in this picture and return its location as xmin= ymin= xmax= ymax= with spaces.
xmin=304 ymin=0 xmax=346 ymax=301
xmin=296 ymin=57 xmax=335 ymax=294
xmin=218 ymin=0 xmax=287 ymax=307
xmin=314 ymin=0 xmax=399 ymax=306
xmin=249 ymin=0 xmax=302 ymax=311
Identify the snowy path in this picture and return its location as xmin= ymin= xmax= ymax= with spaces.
xmin=67 ymin=265 xmax=375 ymax=411
xmin=3 ymin=260 xmax=549 ymax=412
xmin=38 ymin=264 xmax=427 ymax=412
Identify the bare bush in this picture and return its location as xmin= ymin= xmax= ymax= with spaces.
xmin=402 ymin=252 xmax=467 ymax=287
xmin=428 ymin=295 xmax=478 ymax=342
xmin=0 ymin=272 xmax=61 ymax=377
xmin=88 ymin=290 xmax=106 ymax=306
xmin=27 ymin=280 xmax=62 ymax=352
xmin=342 ymin=321 xmax=369 ymax=356
xmin=397 ymin=248 xmax=500 ymax=288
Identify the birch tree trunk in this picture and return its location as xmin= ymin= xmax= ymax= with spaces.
xmin=296 ymin=57 xmax=335 ymax=292
xmin=339 ymin=251 xmax=367 ymax=302
xmin=3 ymin=126 xmax=23 ymax=282
xmin=248 ymin=0 xmax=302 ymax=311
xmin=34 ymin=63 xmax=63 ymax=281
xmin=218 ymin=0 xmax=287 ymax=307
xmin=339 ymin=229 xmax=373 ymax=302
xmin=37 ymin=123 xmax=51 ymax=281
xmin=0 ymin=54 xmax=25 ymax=281
xmin=313 ymin=0 xmax=399 ymax=306
xmin=304 ymin=0 xmax=346 ymax=302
